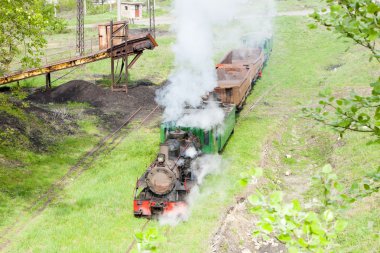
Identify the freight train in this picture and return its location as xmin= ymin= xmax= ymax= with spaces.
xmin=133 ymin=37 xmax=272 ymax=218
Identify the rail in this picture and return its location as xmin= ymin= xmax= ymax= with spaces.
xmin=0 ymin=105 xmax=161 ymax=251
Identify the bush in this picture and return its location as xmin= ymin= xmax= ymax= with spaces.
xmin=46 ymin=18 xmax=69 ymax=34
xmin=88 ymin=4 xmax=110 ymax=15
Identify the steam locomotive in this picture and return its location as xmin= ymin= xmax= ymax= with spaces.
xmin=133 ymin=37 xmax=272 ymax=218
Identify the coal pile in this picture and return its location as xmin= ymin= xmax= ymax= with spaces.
xmin=29 ymin=80 xmax=156 ymax=109
xmin=28 ymin=80 xmax=158 ymax=129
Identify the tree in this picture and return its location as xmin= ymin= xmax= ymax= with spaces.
xmin=0 ymin=0 xmax=60 ymax=74
xmin=304 ymin=0 xmax=380 ymax=143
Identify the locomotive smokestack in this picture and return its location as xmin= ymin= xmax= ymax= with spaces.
xmin=159 ymin=144 xmax=169 ymax=161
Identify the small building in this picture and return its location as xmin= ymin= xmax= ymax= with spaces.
xmin=121 ymin=2 xmax=143 ymax=20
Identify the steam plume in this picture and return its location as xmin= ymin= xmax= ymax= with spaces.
xmin=156 ymin=0 xmax=276 ymax=129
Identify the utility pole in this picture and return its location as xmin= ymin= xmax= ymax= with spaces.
xmin=76 ymin=0 xmax=85 ymax=56
xmin=53 ymin=0 xmax=57 ymax=17
xmin=117 ymin=0 xmax=121 ymax=21
xmin=148 ymin=0 xmax=156 ymax=38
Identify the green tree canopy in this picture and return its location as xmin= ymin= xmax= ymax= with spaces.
xmin=0 ymin=0 xmax=59 ymax=74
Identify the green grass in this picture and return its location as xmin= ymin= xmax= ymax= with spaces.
xmin=2 ymin=9 xmax=379 ymax=253
xmin=276 ymin=0 xmax=325 ymax=12
xmin=0 ymin=133 xmax=100 ymax=230
xmin=3 ymin=128 xmax=160 ymax=252
xmin=0 ymin=99 xmax=103 ymax=237
xmin=65 ymin=10 xmax=120 ymax=27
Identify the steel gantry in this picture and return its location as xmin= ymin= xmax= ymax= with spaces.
xmin=147 ymin=0 xmax=156 ymax=38
xmin=76 ymin=0 xmax=85 ymax=56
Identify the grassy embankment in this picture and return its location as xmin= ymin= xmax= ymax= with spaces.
xmin=159 ymin=15 xmax=379 ymax=253
xmin=0 ymin=36 xmax=174 ymax=252
xmin=3 ymin=12 xmax=379 ymax=253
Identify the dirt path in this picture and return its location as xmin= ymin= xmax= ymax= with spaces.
xmin=210 ymin=121 xmax=287 ymax=253
xmin=210 ymin=80 xmax=313 ymax=253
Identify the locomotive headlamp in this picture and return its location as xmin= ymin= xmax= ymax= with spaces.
xmin=157 ymin=154 xmax=165 ymax=163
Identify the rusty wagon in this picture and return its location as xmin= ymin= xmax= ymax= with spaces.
xmin=214 ymin=47 xmax=266 ymax=108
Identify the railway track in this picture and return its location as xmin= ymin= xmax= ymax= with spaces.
xmin=125 ymin=219 xmax=172 ymax=253
xmin=0 ymin=105 xmax=161 ymax=252
xmin=241 ymin=83 xmax=281 ymax=118
xmin=125 ymin=220 xmax=151 ymax=253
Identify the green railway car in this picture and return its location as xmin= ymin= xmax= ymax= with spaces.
xmin=160 ymin=104 xmax=236 ymax=154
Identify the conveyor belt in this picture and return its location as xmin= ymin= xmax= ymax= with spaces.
xmin=0 ymin=33 xmax=158 ymax=85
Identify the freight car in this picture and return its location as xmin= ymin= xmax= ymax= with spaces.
xmin=214 ymin=37 xmax=272 ymax=109
xmin=133 ymin=37 xmax=272 ymax=219
xmin=133 ymin=104 xmax=236 ymax=217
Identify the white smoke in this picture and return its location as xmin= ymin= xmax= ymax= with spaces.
xmin=192 ymin=155 xmax=224 ymax=185
xmin=176 ymin=101 xmax=225 ymax=131
xmin=156 ymin=0 xmax=275 ymax=129
xmin=214 ymin=0 xmax=276 ymax=51
xmin=185 ymin=146 xmax=198 ymax=159
xmin=159 ymin=155 xmax=225 ymax=226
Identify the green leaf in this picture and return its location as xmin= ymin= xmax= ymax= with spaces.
xmin=252 ymin=230 xmax=260 ymax=237
xmin=358 ymin=113 xmax=370 ymax=123
xmin=323 ymin=210 xmax=334 ymax=222
xmin=135 ymin=232 xmax=143 ymax=241
xmin=375 ymin=107 xmax=380 ymax=121
xmin=335 ymin=219 xmax=348 ymax=232
xmin=330 ymin=5 xmax=341 ymax=12
xmin=367 ymin=30 xmax=378 ymax=42
xmin=308 ymin=23 xmax=318 ymax=29
xmin=292 ymin=199 xmax=302 ymax=211
xmin=350 ymin=182 xmax=359 ymax=192
xmin=334 ymin=182 xmax=344 ymax=192
xmin=367 ymin=3 xmax=380 ymax=14
xmin=311 ymin=222 xmax=325 ymax=235
xmin=322 ymin=164 xmax=333 ymax=174
xmin=278 ymin=233 xmax=291 ymax=242
xmin=270 ymin=191 xmax=283 ymax=204
xmin=261 ymin=223 xmax=273 ymax=233
xmin=298 ymin=237 xmax=308 ymax=248
xmin=338 ymin=119 xmax=352 ymax=128
xmin=239 ymin=178 xmax=248 ymax=187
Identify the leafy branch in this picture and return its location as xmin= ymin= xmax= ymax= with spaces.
xmin=310 ymin=0 xmax=380 ymax=62
xmin=303 ymin=79 xmax=380 ymax=142
xmin=243 ymin=165 xmax=380 ymax=252
xmin=135 ymin=227 xmax=167 ymax=253
xmin=306 ymin=0 xmax=380 ymax=141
